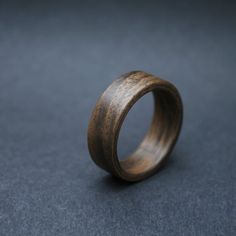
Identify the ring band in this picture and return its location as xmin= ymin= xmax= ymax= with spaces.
xmin=88 ymin=71 xmax=183 ymax=182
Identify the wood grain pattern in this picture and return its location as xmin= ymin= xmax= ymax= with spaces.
xmin=88 ymin=71 xmax=183 ymax=182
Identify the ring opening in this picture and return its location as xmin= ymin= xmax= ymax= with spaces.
xmin=118 ymin=88 xmax=182 ymax=176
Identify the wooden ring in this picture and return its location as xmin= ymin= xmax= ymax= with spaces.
xmin=88 ymin=71 xmax=183 ymax=182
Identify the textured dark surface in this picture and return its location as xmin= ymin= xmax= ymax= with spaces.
xmin=0 ymin=0 xmax=235 ymax=235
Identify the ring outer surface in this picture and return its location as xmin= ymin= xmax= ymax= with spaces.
xmin=87 ymin=71 xmax=183 ymax=182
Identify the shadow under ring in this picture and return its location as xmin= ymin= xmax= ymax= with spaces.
xmin=88 ymin=71 xmax=183 ymax=182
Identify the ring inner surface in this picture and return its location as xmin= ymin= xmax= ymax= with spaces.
xmin=119 ymin=88 xmax=181 ymax=176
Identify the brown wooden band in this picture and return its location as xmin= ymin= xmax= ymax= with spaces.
xmin=88 ymin=71 xmax=183 ymax=182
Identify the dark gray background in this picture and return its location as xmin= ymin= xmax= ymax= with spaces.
xmin=0 ymin=0 xmax=235 ymax=235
